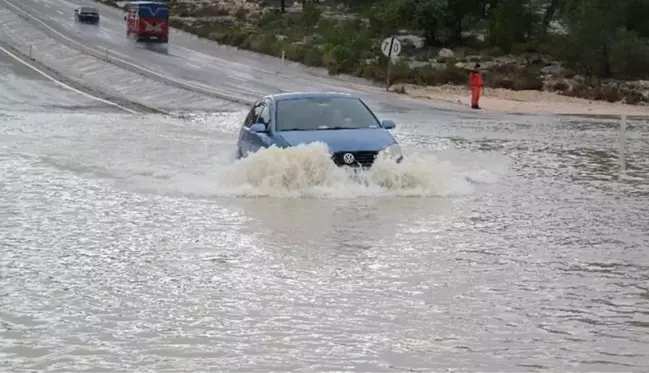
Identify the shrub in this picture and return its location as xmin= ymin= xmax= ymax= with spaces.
xmin=551 ymin=80 xmax=569 ymax=92
xmin=512 ymin=68 xmax=543 ymax=90
xmin=303 ymin=44 xmax=324 ymax=67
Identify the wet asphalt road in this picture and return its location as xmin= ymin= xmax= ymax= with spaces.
xmin=0 ymin=0 xmax=525 ymax=118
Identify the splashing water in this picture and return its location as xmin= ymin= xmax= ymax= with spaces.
xmin=171 ymin=142 xmax=492 ymax=198
xmin=2 ymin=112 xmax=505 ymax=199
xmin=37 ymin=139 xmax=502 ymax=199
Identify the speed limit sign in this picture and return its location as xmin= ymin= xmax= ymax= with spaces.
xmin=381 ymin=37 xmax=402 ymax=58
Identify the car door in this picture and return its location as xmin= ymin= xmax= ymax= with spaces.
xmin=246 ymin=101 xmax=273 ymax=154
xmin=238 ymin=101 xmax=263 ymax=156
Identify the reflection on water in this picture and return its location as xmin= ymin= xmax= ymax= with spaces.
xmin=1 ymin=111 xmax=649 ymax=372
xmin=225 ymin=196 xmax=455 ymax=250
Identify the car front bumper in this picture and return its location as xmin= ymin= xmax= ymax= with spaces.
xmin=331 ymin=151 xmax=403 ymax=168
xmin=78 ymin=16 xmax=99 ymax=23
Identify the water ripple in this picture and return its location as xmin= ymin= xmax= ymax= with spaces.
xmin=1 ymin=111 xmax=649 ymax=372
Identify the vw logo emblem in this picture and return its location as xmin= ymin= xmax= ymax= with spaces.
xmin=343 ymin=153 xmax=355 ymax=164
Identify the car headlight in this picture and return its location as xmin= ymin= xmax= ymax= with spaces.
xmin=381 ymin=143 xmax=403 ymax=160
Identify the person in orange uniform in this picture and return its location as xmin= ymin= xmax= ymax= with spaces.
xmin=468 ymin=63 xmax=483 ymax=109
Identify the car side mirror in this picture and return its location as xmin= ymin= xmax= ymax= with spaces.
xmin=249 ymin=123 xmax=267 ymax=133
xmin=381 ymin=119 xmax=396 ymax=129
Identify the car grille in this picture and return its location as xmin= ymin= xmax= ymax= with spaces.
xmin=331 ymin=151 xmax=378 ymax=168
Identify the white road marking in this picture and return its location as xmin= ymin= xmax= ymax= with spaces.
xmin=0 ymin=44 xmax=137 ymax=113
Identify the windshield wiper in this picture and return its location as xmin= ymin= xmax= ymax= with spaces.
xmin=317 ymin=126 xmax=359 ymax=130
xmin=280 ymin=127 xmax=362 ymax=131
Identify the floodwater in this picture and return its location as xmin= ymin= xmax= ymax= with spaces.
xmin=2 ymin=62 xmax=649 ymax=372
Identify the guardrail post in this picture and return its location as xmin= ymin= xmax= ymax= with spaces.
xmin=28 ymin=44 xmax=32 ymax=59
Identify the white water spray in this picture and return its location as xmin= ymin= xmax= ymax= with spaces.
xmin=142 ymin=142 xmax=499 ymax=199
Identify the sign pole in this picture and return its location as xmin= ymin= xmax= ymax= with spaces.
xmin=380 ymin=35 xmax=402 ymax=92
xmin=385 ymin=36 xmax=394 ymax=91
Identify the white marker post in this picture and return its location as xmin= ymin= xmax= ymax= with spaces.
xmin=28 ymin=44 xmax=32 ymax=59
xmin=619 ymin=114 xmax=627 ymax=174
xmin=381 ymin=36 xmax=402 ymax=91
xmin=281 ymin=49 xmax=285 ymax=65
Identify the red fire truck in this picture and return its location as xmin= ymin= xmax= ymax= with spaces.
xmin=123 ymin=1 xmax=169 ymax=43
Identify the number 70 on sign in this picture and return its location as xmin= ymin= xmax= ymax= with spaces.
xmin=381 ymin=37 xmax=402 ymax=58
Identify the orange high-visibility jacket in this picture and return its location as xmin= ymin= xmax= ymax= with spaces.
xmin=469 ymin=71 xmax=483 ymax=87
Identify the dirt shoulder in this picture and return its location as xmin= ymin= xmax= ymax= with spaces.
xmin=397 ymin=84 xmax=649 ymax=118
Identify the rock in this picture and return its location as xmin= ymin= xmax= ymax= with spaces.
xmin=431 ymin=62 xmax=447 ymax=70
xmin=480 ymin=61 xmax=498 ymax=70
xmin=399 ymin=34 xmax=425 ymax=49
xmin=408 ymin=60 xmax=430 ymax=69
xmin=540 ymin=63 xmax=566 ymax=77
xmin=438 ymin=48 xmax=454 ymax=58
xmin=465 ymin=55 xmax=484 ymax=62
xmin=519 ymin=52 xmax=551 ymax=65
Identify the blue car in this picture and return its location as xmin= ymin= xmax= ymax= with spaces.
xmin=235 ymin=92 xmax=403 ymax=168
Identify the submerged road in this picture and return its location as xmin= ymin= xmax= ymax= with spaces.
xmin=1 ymin=0 xmax=649 ymax=372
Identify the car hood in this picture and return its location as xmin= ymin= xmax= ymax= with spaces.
xmin=278 ymin=128 xmax=396 ymax=153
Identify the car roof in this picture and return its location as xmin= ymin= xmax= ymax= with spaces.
xmin=264 ymin=91 xmax=357 ymax=103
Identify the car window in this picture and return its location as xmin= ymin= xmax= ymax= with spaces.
xmin=276 ymin=97 xmax=379 ymax=131
xmin=243 ymin=108 xmax=255 ymax=127
xmin=259 ymin=103 xmax=271 ymax=126
xmin=252 ymin=103 xmax=264 ymax=123
xmin=80 ymin=7 xmax=98 ymax=13
xmin=244 ymin=102 xmax=263 ymax=127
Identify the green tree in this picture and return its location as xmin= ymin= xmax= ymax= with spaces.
xmin=538 ymin=0 xmax=563 ymax=38
xmin=442 ymin=0 xmax=489 ymax=44
xmin=560 ymin=0 xmax=627 ymax=77
xmin=414 ymin=0 xmax=446 ymax=45
xmin=486 ymin=0 xmax=534 ymax=53
xmin=623 ymin=0 xmax=649 ymax=38
xmin=367 ymin=0 xmax=444 ymax=45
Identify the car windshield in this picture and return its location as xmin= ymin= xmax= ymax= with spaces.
xmin=80 ymin=7 xmax=98 ymax=13
xmin=276 ymin=97 xmax=380 ymax=131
